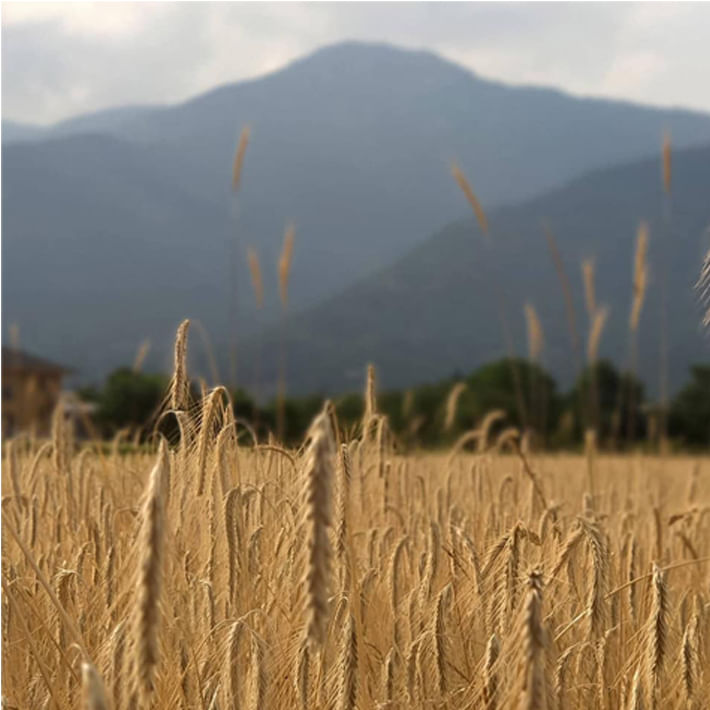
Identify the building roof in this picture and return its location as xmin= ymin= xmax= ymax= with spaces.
xmin=2 ymin=347 xmax=72 ymax=374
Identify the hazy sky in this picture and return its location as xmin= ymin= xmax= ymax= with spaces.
xmin=3 ymin=2 xmax=710 ymax=125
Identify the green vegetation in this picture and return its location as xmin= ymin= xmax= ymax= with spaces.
xmin=81 ymin=358 xmax=709 ymax=449
xmin=79 ymin=368 xmax=169 ymax=436
xmin=669 ymin=365 xmax=710 ymax=446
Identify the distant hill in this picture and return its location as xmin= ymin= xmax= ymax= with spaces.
xmin=1 ymin=134 xmax=234 ymax=379
xmin=2 ymin=120 xmax=48 ymax=143
xmin=3 ymin=41 xmax=710 ymax=383
xmin=242 ymin=145 xmax=710 ymax=397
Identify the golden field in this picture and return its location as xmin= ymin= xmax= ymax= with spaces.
xmin=4 ymin=32 xmax=710 ymax=710
xmin=1 ymin=326 xmax=708 ymax=709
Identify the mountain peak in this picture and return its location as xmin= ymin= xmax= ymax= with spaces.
xmin=298 ymin=40 xmax=451 ymax=64
xmin=278 ymin=39 xmax=478 ymax=84
xmin=5 ymin=40 xmax=710 ymax=388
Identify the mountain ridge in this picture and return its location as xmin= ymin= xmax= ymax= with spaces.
xmin=3 ymin=41 xmax=710 ymax=387
xmin=6 ymin=41 xmax=710 ymax=140
xmin=237 ymin=143 xmax=710 ymax=397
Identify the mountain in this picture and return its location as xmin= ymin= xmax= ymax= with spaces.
xmin=1 ymin=134 xmax=234 ymax=379
xmin=242 ymin=145 xmax=710 ymax=397
xmin=3 ymin=42 xmax=710 ymax=383
xmin=2 ymin=120 xmax=48 ymax=143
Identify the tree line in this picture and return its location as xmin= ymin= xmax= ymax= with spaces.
xmin=78 ymin=357 xmax=710 ymax=449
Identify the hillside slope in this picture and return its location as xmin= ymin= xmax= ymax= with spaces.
xmin=243 ymin=145 xmax=710 ymax=396
xmin=4 ymin=42 xmax=710 ymax=382
xmin=1 ymin=134 xmax=235 ymax=378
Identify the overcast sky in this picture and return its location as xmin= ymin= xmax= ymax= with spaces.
xmin=3 ymin=2 xmax=710 ymax=125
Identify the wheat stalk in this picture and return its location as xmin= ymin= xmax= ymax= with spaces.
xmin=279 ymin=224 xmax=295 ymax=310
xmin=336 ymin=611 xmax=358 ymax=710
xmin=582 ymin=259 xmax=597 ymax=322
xmin=301 ymin=408 xmax=335 ymax=646
xmin=579 ymin=517 xmax=608 ymax=639
xmin=295 ymin=639 xmax=310 ymax=709
xmin=232 ymin=125 xmax=250 ymax=191
xmin=554 ymin=646 xmax=574 ymax=710
xmin=247 ymin=247 xmax=264 ymax=309
xmin=433 ymin=583 xmax=452 ymax=694
xmin=171 ymin=319 xmax=191 ymax=412
xmin=630 ymin=222 xmax=649 ymax=332
xmin=543 ymin=223 xmax=580 ymax=358
xmin=335 ymin=444 xmax=352 ymax=593
xmin=629 ymin=666 xmax=645 ymax=710
xmin=132 ymin=339 xmax=151 ymax=373
xmin=587 ymin=306 xmax=609 ymax=364
xmin=681 ymin=613 xmax=699 ymax=708
xmin=483 ymin=632 xmax=500 ymax=708
xmin=516 ymin=569 xmax=547 ymax=710
xmin=131 ymin=440 xmax=169 ymax=705
xmin=247 ymin=632 xmax=266 ymax=710
xmin=644 ymin=562 xmax=668 ymax=707
xmin=524 ymin=303 xmax=544 ymax=362
xmin=662 ymin=131 xmax=671 ymax=195
xmin=444 ymin=382 xmax=467 ymax=432
xmin=451 ymin=162 xmax=489 ymax=235
xmin=478 ymin=410 xmax=506 ymax=452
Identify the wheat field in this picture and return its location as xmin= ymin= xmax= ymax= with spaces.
xmin=2 ymin=323 xmax=709 ymax=709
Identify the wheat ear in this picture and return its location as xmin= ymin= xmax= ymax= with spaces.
xmin=337 ymin=611 xmax=358 ymax=710
xmin=171 ymin=319 xmax=191 ymax=411
xmin=644 ymin=563 xmax=668 ymax=707
xmin=131 ymin=440 xmax=169 ymax=704
xmin=302 ymin=408 xmax=335 ymax=646
xmin=483 ymin=633 xmax=500 ymax=708
xmin=517 ymin=569 xmax=547 ymax=710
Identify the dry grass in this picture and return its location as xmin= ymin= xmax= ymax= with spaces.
xmin=2 ymin=342 xmax=710 ymax=709
xmin=278 ymin=224 xmax=295 ymax=311
xmin=231 ymin=126 xmax=251 ymax=193
xmin=630 ymin=222 xmax=649 ymax=334
xmin=247 ymin=248 xmax=264 ymax=310
xmin=523 ymin=304 xmax=544 ymax=364
xmin=450 ymin=162 xmax=488 ymax=236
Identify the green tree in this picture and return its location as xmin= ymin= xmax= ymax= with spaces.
xmin=669 ymin=365 xmax=710 ymax=446
xmin=455 ymin=359 xmax=561 ymax=444
xmin=262 ymin=394 xmax=323 ymax=445
xmin=333 ymin=392 xmax=364 ymax=431
xmin=232 ymin=388 xmax=258 ymax=422
xmin=407 ymin=381 xmax=451 ymax=446
xmin=95 ymin=368 xmax=168 ymax=434
xmin=567 ymin=360 xmax=645 ymax=446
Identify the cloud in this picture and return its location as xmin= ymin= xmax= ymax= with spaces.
xmin=2 ymin=2 xmax=709 ymax=125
